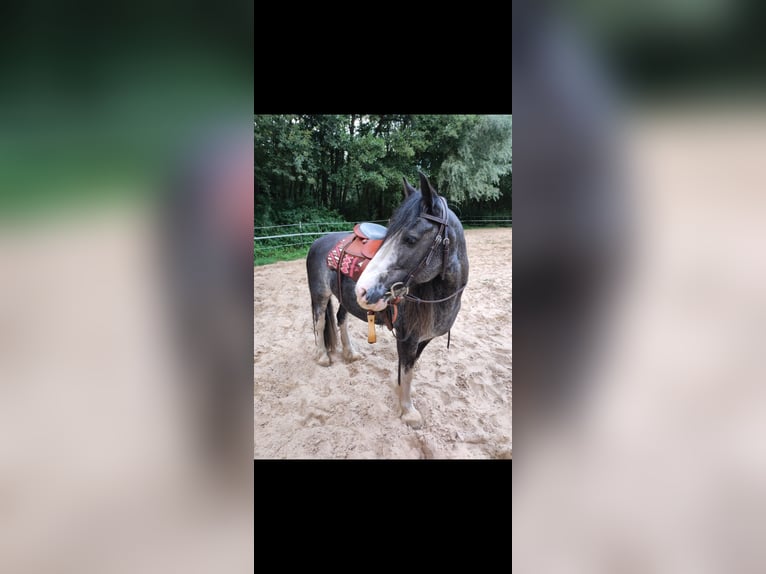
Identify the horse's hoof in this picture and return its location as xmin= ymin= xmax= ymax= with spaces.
xmin=343 ymin=349 xmax=362 ymax=363
xmin=315 ymin=352 xmax=331 ymax=367
xmin=401 ymin=409 xmax=423 ymax=429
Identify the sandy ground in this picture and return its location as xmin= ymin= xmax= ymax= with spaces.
xmin=254 ymin=228 xmax=512 ymax=459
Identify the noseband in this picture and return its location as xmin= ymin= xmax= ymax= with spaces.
xmin=384 ymin=196 xmax=466 ymax=305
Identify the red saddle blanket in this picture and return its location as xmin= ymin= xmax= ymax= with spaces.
xmin=326 ymin=224 xmax=384 ymax=282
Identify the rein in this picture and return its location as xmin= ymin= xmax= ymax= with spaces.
xmin=403 ymin=284 xmax=467 ymax=304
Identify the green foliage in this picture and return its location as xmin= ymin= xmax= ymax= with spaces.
xmin=254 ymin=204 xmax=351 ymax=266
xmin=254 ymin=114 xmax=512 ymax=263
xmin=271 ymin=205 xmax=344 ymax=226
xmin=438 ymin=115 xmax=513 ymax=202
xmin=253 ymin=114 xmax=512 ymax=265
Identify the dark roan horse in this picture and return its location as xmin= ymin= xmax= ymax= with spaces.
xmin=306 ymin=172 xmax=469 ymax=428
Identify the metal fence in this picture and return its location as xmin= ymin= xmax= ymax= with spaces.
xmin=253 ymin=220 xmax=386 ymax=254
xmin=254 ymin=217 xmax=511 ymax=254
xmin=460 ymin=217 xmax=513 ymax=225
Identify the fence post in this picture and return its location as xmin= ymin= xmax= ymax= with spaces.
xmin=299 ymin=221 xmax=302 ymax=232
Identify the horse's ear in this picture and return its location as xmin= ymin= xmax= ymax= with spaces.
xmin=402 ymin=177 xmax=418 ymax=199
xmin=418 ymin=171 xmax=437 ymax=213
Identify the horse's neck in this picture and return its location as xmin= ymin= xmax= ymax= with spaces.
xmin=414 ymin=268 xmax=462 ymax=297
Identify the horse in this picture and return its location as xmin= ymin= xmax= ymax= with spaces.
xmin=306 ymin=171 xmax=469 ymax=428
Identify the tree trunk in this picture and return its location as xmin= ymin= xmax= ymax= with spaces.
xmin=329 ymin=149 xmax=337 ymax=210
xmin=321 ymin=171 xmax=328 ymax=207
xmin=333 ymin=149 xmax=342 ymax=210
xmin=364 ymin=185 xmax=375 ymax=219
xmin=379 ymin=189 xmax=385 ymax=220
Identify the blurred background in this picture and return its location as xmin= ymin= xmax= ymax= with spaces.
xmin=514 ymin=0 xmax=766 ymax=572
xmin=0 ymin=1 xmax=252 ymax=572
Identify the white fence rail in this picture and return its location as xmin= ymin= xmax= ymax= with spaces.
xmin=254 ymin=231 xmax=348 ymax=241
xmin=254 ymin=217 xmax=511 ymax=254
xmin=253 ymin=220 xmax=385 ymax=254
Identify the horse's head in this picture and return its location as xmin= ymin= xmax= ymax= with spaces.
xmin=356 ymin=171 xmax=455 ymax=311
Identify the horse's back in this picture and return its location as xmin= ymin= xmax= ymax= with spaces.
xmin=306 ymin=232 xmax=352 ymax=296
xmin=307 ymin=232 xmax=349 ymax=266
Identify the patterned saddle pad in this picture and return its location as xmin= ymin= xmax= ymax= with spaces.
xmin=326 ymin=223 xmax=386 ymax=281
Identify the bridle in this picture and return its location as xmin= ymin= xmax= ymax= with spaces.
xmin=383 ymin=196 xmax=467 ymax=306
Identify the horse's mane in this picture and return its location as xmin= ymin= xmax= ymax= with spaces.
xmin=383 ymin=192 xmax=423 ymax=243
xmin=402 ymin=283 xmax=435 ymax=339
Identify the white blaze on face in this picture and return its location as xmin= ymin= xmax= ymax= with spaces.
xmin=355 ymin=235 xmax=402 ymax=311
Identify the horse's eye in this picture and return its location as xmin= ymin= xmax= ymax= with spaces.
xmin=403 ymin=234 xmax=418 ymax=245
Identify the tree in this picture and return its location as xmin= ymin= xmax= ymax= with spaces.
xmin=437 ymin=114 xmax=513 ymax=202
xmin=254 ymin=114 xmax=513 ymax=225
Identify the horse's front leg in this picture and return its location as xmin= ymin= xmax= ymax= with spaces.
xmin=396 ymin=337 xmax=428 ymax=429
xmin=337 ymin=305 xmax=362 ymax=362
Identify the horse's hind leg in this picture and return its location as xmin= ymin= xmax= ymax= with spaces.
xmin=337 ymin=305 xmax=361 ymax=362
xmin=307 ymin=245 xmax=338 ymax=366
xmin=311 ymin=296 xmax=336 ymax=367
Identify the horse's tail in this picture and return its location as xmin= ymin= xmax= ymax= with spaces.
xmin=324 ymin=298 xmax=338 ymax=353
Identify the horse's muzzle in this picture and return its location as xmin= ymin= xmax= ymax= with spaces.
xmin=355 ymin=283 xmax=387 ymax=311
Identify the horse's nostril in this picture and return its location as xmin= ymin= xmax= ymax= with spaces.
xmin=364 ymin=285 xmax=385 ymax=304
xmin=357 ymin=286 xmax=367 ymax=301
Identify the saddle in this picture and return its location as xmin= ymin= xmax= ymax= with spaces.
xmin=326 ymin=222 xmax=386 ymax=282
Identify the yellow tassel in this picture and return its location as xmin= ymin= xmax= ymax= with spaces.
xmin=367 ymin=312 xmax=376 ymax=344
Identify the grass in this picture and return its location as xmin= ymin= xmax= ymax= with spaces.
xmin=254 ymin=245 xmax=311 ymax=266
